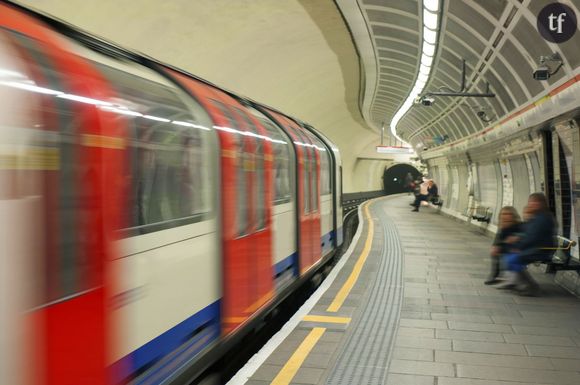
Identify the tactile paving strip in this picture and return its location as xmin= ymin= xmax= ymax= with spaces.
xmin=325 ymin=199 xmax=403 ymax=385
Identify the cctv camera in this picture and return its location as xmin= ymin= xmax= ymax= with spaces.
xmin=533 ymin=65 xmax=551 ymax=81
xmin=477 ymin=111 xmax=485 ymax=118
xmin=421 ymin=97 xmax=435 ymax=106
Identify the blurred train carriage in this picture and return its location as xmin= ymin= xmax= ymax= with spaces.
xmin=0 ymin=2 xmax=344 ymax=384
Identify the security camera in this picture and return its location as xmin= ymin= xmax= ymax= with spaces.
xmin=421 ymin=97 xmax=435 ymax=106
xmin=476 ymin=111 xmax=485 ymax=118
xmin=533 ymin=65 xmax=551 ymax=81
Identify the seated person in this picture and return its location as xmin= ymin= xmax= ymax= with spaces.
xmin=485 ymin=206 xmax=521 ymax=285
xmin=411 ymin=178 xmax=430 ymax=212
xmin=427 ymin=180 xmax=439 ymax=204
xmin=501 ymin=193 xmax=556 ymax=296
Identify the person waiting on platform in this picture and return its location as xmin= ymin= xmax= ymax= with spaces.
xmin=411 ymin=177 xmax=430 ymax=212
xmin=499 ymin=193 xmax=556 ymax=296
xmin=427 ymin=180 xmax=439 ymax=205
xmin=484 ymin=206 xmax=522 ymax=285
xmin=405 ymin=172 xmax=414 ymax=195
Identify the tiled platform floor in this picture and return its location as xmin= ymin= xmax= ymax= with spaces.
xmin=240 ymin=195 xmax=580 ymax=385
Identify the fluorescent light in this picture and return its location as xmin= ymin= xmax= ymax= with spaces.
xmin=143 ymin=115 xmax=170 ymax=122
xmin=173 ymin=120 xmax=210 ymax=130
xmin=101 ymin=106 xmax=143 ymax=117
xmin=57 ymin=93 xmax=112 ymax=106
xmin=424 ymin=0 xmax=439 ymax=12
xmin=423 ymin=9 xmax=438 ymax=29
xmin=423 ymin=42 xmax=435 ymax=56
xmin=421 ymin=54 xmax=434 ymax=66
xmin=419 ymin=64 xmax=430 ymax=75
xmin=423 ymin=27 xmax=437 ymax=44
xmin=1 ymin=81 xmax=64 ymax=95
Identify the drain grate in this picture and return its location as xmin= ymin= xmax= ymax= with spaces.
xmin=325 ymin=200 xmax=404 ymax=385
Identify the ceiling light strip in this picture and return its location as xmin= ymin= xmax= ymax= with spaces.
xmin=389 ymin=0 xmax=440 ymax=144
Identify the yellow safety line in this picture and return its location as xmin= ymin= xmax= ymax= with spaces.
xmin=327 ymin=202 xmax=374 ymax=312
xmin=303 ymin=315 xmax=351 ymax=324
xmin=270 ymin=327 xmax=326 ymax=385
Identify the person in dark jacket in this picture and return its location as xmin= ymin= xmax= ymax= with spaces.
xmin=485 ymin=206 xmax=521 ymax=285
xmin=501 ymin=193 xmax=556 ymax=296
xmin=427 ymin=180 xmax=439 ymax=204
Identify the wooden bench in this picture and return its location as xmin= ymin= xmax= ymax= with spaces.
xmin=543 ymin=236 xmax=580 ymax=274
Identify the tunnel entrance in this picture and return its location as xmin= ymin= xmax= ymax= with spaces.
xmin=383 ymin=164 xmax=422 ymax=195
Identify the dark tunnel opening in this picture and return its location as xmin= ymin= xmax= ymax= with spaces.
xmin=383 ymin=164 xmax=422 ymax=195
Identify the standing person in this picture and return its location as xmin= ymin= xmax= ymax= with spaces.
xmin=411 ymin=178 xmax=430 ymax=212
xmin=500 ymin=193 xmax=556 ymax=296
xmin=485 ymin=206 xmax=522 ymax=285
xmin=404 ymin=172 xmax=414 ymax=195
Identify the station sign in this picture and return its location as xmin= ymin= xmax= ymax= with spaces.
xmin=376 ymin=146 xmax=414 ymax=154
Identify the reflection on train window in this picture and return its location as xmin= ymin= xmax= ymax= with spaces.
xmin=211 ymin=100 xmax=249 ymax=237
xmin=310 ymin=147 xmax=318 ymax=212
xmin=94 ymin=64 xmax=213 ymax=234
xmin=320 ymin=147 xmax=331 ymax=195
xmin=235 ymin=107 xmax=266 ymax=231
xmin=259 ymin=118 xmax=293 ymax=205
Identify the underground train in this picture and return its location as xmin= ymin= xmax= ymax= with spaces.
xmin=0 ymin=2 xmax=344 ymax=384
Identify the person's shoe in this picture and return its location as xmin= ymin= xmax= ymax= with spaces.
xmin=409 ymin=203 xmax=415 ymax=206
xmin=411 ymin=208 xmax=419 ymax=212
xmin=484 ymin=278 xmax=500 ymax=285
xmin=496 ymin=283 xmax=516 ymax=290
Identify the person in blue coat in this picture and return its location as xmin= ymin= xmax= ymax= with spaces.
xmin=500 ymin=193 xmax=556 ymax=296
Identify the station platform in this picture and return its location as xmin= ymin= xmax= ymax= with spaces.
xmin=230 ymin=195 xmax=580 ymax=385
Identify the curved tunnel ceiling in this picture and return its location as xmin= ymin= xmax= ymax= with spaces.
xmin=339 ymin=0 xmax=580 ymax=153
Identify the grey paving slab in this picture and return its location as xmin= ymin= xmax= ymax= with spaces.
xmin=503 ymin=334 xmax=577 ymax=347
xmin=435 ymin=350 xmax=555 ymax=370
xmin=525 ymin=344 xmax=580 ymax=358
xmin=392 ymin=347 xmax=434 ymax=361
xmin=385 ymin=373 xmax=435 ymax=385
xmin=438 ymin=378 xmax=552 ymax=385
xmin=389 ymin=359 xmax=455 ymax=377
xmin=452 ymin=340 xmax=528 ymax=356
xmin=436 ymin=329 xmax=505 ymax=343
xmin=447 ymin=321 xmax=514 ymax=334
xmin=431 ymin=313 xmax=494 ymax=324
xmin=457 ymin=364 xmax=580 ymax=384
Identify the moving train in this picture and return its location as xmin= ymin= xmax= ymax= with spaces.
xmin=0 ymin=2 xmax=344 ymax=384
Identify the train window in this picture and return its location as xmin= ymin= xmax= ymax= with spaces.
xmin=311 ymin=147 xmax=318 ymax=212
xmin=256 ymin=116 xmax=293 ymax=205
xmin=234 ymin=107 xmax=266 ymax=231
xmin=320 ymin=152 xmax=330 ymax=195
xmin=93 ymin=64 xmax=213 ymax=234
xmin=211 ymin=100 xmax=249 ymax=237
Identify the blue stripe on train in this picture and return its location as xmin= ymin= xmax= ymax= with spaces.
xmin=274 ymin=252 xmax=298 ymax=278
xmin=111 ymin=300 xmax=220 ymax=385
xmin=321 ymin=230 xmax=335 ymax=256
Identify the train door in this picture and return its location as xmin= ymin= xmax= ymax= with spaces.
xmin=264 ymin=112 xmax=318 ymax=274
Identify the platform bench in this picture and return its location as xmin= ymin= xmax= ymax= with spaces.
xmin=471 ymin=206 xmax=492 ymax=223
xmin=543 ymin=236 xmax=580 ymax=274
